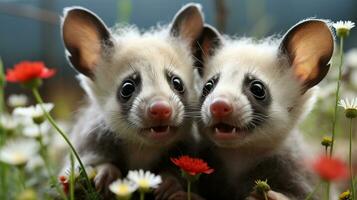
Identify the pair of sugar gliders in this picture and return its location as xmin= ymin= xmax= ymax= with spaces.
xmin=61 ymin=3 xmax=334 ymax=200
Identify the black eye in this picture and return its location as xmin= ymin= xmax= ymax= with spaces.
xmin=202 ymin=79 xmax=215 ymax=97
xmin=120 ymin=80 xmax=136 ymax=100
xmin=171 ymin=76 xmax=184 ymax=93
xmin=250 ymin=80 xmax=266 ymax=100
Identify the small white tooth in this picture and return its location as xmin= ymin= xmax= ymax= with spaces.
xmin=215 ymin=128 xmax=219 ymax=133
xmin=232 ymin=128 xmax=236 ymax=133
xmin=150 ymin=128 xmax=155 ymax=133
xmin=167 ymin=126 xmax=170 ymax=132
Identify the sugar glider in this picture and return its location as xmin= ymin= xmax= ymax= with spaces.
xmin=171 ymin=19 xmax=334 ymax=200
xmin=60 ymin=3 xmax=204 ymax=199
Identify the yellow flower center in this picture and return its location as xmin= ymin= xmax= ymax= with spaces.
xmin=117 ymin=185 xmax=130 ymax=196
xmin=336 ymin=28 xmax=350 ymax=37
xmin=13 ymin=152 xmax=26 ymax=165
xmin=345 ymin=108 xmax=357 ymax=119
xmin=137 ymin=179 xmax=150 ymax=189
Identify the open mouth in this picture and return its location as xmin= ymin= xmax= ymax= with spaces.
xmin=214 ymin=123 xmax=236 ymax=134
xmin=212 ymin=123 xmax=246 ymax=140
xmin=142 ymin=125 xmax=175 ymax=140
xmin=150 ymin=125 xmax=170 ymax=134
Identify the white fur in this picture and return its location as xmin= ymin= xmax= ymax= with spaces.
xmin=200 ymin=38 xmax=303 ymax=148
xmin=75 ymin=25 xmax=197 ymax=147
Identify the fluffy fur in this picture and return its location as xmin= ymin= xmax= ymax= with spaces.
xmin=61 ymin=4 xmax=204 ymax=199
xmin=191 ymin=20 xmax=334 ymax=200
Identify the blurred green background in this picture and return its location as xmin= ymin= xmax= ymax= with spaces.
xmin=0 ymin=0 xmax=356 ymax=143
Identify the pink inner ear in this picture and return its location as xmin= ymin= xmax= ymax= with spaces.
xmin=285 ymin=20 xmax=334 ymax=89
xmin=171 ymin=5 xmax=204 ymax=48
xmin=63 ymin=8 xmax=111 ymax=78
xmin=292 ymin=53 xmax=318 ymax=82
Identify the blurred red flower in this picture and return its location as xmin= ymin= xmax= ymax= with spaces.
xmin=312 ymin=155 xmax=348 ymax=181
xmin=171 ymin=155 xmax=214 ymax=176
xmin=6 ymin=61 xmax=55 ymax=83
xmin=59 ymin=175 xmax=69 ymax=194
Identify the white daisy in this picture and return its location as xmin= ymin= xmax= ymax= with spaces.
xmin=127 ymin=169 xmax=162 ymax=191
xmin=26 ymin=155 xmax=44 ymax=171
xmin=7 ymin=94 xmax=28 ymax=108
xmin=62 ymin=165 xmax=97 ymax=180
xmin=13 ymin=103 xmax=54 ymax=124
xmin=0 ymin=139 xmax=39 ymax=166
xmin=73 ymin=166 xmax=97 ymax=180
xmin=22 ymin=123 xmax=51 ymax=139
xmin=109 ymin=179 xmax=138 ymax=199
xmin=339 ymin=97 xmax=357 ymax=118
xmin=333 ymin=20 xmax=355 ymax=37
xmin=0 ymin=115 xmax=18 ymax=131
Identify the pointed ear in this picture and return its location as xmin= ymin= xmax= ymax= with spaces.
xmin=279 ymin=19 xmax=334 ymax=91
xmin=195 ymin=25 xmax=222 ymax=76
xmin=61 ymin=7 xmax=113 ymax=79
xmin=170 ymin=3 xmax=204 ymax=48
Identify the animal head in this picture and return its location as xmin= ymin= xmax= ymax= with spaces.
xmin=61 ymin=4 xmax=204 ymax=146
xmin=196 ymin=20 xmax=334 ymax=149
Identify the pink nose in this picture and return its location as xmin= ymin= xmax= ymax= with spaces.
xmin=148 ymin=101 xmax=172 ymax=120
xmin=210 ymin=98 xmax=233 ymax=118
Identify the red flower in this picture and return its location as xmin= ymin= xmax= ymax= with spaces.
xmin=59 ymin=175 xmax=69 ymax=194
xmin=171 ymin=155 xmax=214 ymax=176
xmin=312 ymin=155 xmax=348 ymax=181
xmin=6 ymin=61 xmax=55 ymax=83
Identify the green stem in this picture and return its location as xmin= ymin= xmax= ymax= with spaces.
xmin=0 ymin=57 xmax=5 ymax=115
xmin=330 ymin=36 xmax=344 ymax=156
xmin=0 ymin=85 xmax=3 ymax=115
xmin=31 ymin=88 xmax=96 ymax=199
xmin=0 ymin=163 xmax=7 ymax=200
xmin=263 ymin=192 xmax=268 ymax=200
xmin=187 ymin=180 xmax=191 ymax=200
xmin=140 ymin=191 xmax=145 ymax=200
xmin=0 ymin=58 xmax=6 ymax=200
xmin=327 ymin=36 xmax=344 ymax=200
xmin=18 ymin=166 xmax=26 ymax=191
xmin=326 ymin=183 xmax=330 ymax=200
xmin=325 ymin=181 xmax=329 ymax=200
xmin=37 ymin=126 xmax=68 ymax=200
xmin=349 ymin=118 xmax=355 ymax=200
xmin=304 ymin=181 xmax=322 ymax=200
xmin=70 ymin=153 xmax=75 ymax=200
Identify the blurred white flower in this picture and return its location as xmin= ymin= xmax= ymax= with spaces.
xmin=62 ymin=164 xmax=96 ymax=177
xmin=333 ymin=20 xmax=355 ymax=30
xmin=13 ymin=103 xmax=54 ymax=124
xmin=333 ymin=20 xmax=355 ymax=37
xmin=339 ymin=97 xmax=357 ymax=118
xmin=72 ymin=166 xmax=97 ymax=180
xmin=127 ymin=169 xmax=162 ymax=191
xmin=0 ymin=139 xmax=39 ymax=166
xmin=345 ymin=48 xmax=357 ymax=69
xmin=0 ymin=115 xmax=18 ymax=131
xmin=7 ymin=94 xmax=28 ymax=108
xmin=26 ymin=155 xmax=44 ymax=171
xmin=23 ymin=123 xmax=51 ymax=139
xmin=109 ymin=179 xmax=138 ymax=198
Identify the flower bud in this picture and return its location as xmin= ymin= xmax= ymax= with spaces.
xmin=254 ymin=179 xmax=271 ymax=195
xmin=339 ymin=190 xmax=352 ymax=200
xmin=345 ymin=108 xmax=357 ymax=119
xmin=33 ymin=115 xmax=45 ymax=125
xmin=321 ymin=136 xmax=333 ymax=147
